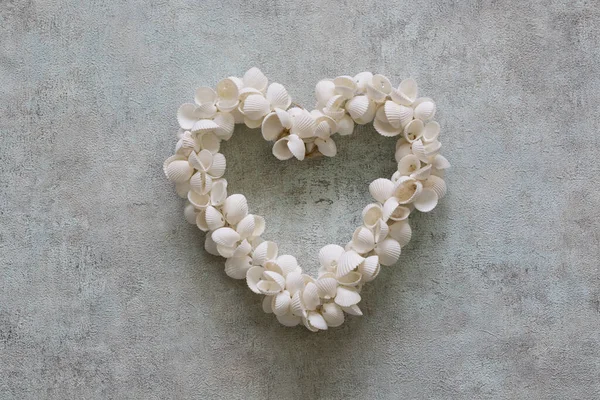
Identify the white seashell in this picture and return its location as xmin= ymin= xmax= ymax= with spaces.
xmin=375 ymin=238 xmax=401 ymax=266
xmin=306 ymin=311 xmax=328 ymax=330
xmin=206 ymin=152 xmax=225 ymax=177
xmin=191 ymin=119 xmax=219 ymax=134
xmin=374 ymin=118 xmax=402 ymax=137
xmin=195 ymin=210 xmax=209 ymax=232
xmin=334 ymin=286 xmax=361 ymax=307
xmin=336 ymin=114 xmax=355 ymax=135
xmin=243 ymin=67 xmax=268 ymax=92
xmin=412 ymin=138 xmax=441 ymax=163
xmin=291 ymin=110 xmax=316 ymax=138
xmin=276 ymin=312 xmax=301 ymax=327
xmin=397 ymin=154 xmax=421 ymax=176
xmin=422 ymin=121 xmax=440 ymax=143
xmin=433 ymin=154 xmax=451 ymax=170
xmin=333 ymin=75 xmax=357 ymax=100
xmin=232 ymin=239 xmax=252 ymax=258
xmin=190 ymin=172 xmax=212 ymax=195
xmin=272 ymin=134 xmax=305 ymax=161
xmin=266 ymin=82 xmax=291 ymax=110
xmin=383 ymin=198 xmax=411 ymax=222
xmin=224 ymin=256 xmax=252 ymax=280
xmin=375 ymin=219 xmax=389 ymax=242
xmin=424 ymin=175 xmax=447 ymax=199
xmin=369 ymin=178 xmax=395 ymax=204
xmin=337 ymin=271 xmax=362 ymax=286
xmin=252 ymin=241 xmax=278 ymax=266
xmin=346 ymin=95 xmax=376 ymax=124
xmin=274 ymin=255 xmax=298 ymax=276
xmin=210 ymin=179 xmax=228 ymax=206
xmin=211 ymin=227 xmax=240 ymax=247
xmin=176 ymin=181 xmax=191 ymax=198
xmin=177 ymin=103 xmax=202 ymax=130
xmin=403 ymin=119 xmax=424 ymax=143
xmin=410 ymin=164 xmax=432 ymax=181
xmin=188 ymin=191 xmax=210 ymax=209
xmin=388 ymin=221 xmax=412 ymax=247
xmin=390 ymin=78 xmax=418 ymax=106
xmin=164 ymin=156 xmax=193 ymax=183
xmin=354 ymin=71 xmax=374 ymax=94
xmin=272 ymin=291 xmax=291 ymax=316
xmin=414 ymin=100 xmax=436 ymax=121
xmin=262 ymin=111 xmax=287 ymax=141
xmin=222 ymin=194 xmax=248 ymax=225
xmin=362 ymin=203 xmax=383 ymax=229
xmin=302 ymin=282 xmax=320 ymax=311
xmin=395 ymin=142 xmax=413 ymax=162
xmin=216 ymin=78 xmax=240 ymax=105
xmin=322 ymin=107 xmax=345 ymax=120
xmin=213 ymin=112 xmax=235 ymax=140
xmin=194 ymin=86 xmax=217 ymax=108
xmin=262 ymin=270 xmax=286 ymax=290
xmin=238 ymin=87 xmax=262 ymax=101
xmin=358 ymin=255 xmax=380 ymax=282
xmin=318 ymin=244 xmax=345 ymax=271
xmin=257 ymin=280 xmax=282 ymax=295
xmin=246 ymin=266 xmax=264 ymax=294
xmin=384 ymin=101 xmax=413 ymax=128
xmin=205 ymin=206 xmax=225 ymax=231
xmin=342 ymin=304 xmax=363 ymax=316
xmin=175 ymin=131 xmax=198 ymax=156
xmin=393 ymin=176 xmax=423 ymax=204
xmin=197 ymin=132 xmax=221 ymax=154
xmin=315 ymin=79 xmax=336 ymax=106
xmin=290 ymin=291 xmax=306 ymax=317
xmin=262 ymin=295 xmax=273 ymax=313
xmin=336 ymin=251 xmax=365 ymax=278
xmin=366 ymin=74 xmax=392 ymax=103
xmin=184 ymin=202 xmax=197 ymax=225
xmin=230 ymin=107 xmax=245 ymax=124
xmin=285 ymin=271 xmax=304 ymax=296
xmin=236 ymin=214 xmax=256 ymax=238
xmin=315 ymin=276 xmax=338 ymax=299
xmin=188 ymin=149 xmax=211 ymax=172
xmin=315 ymin=137 xmax=337 ymax=157
xmin=242 ymin=94 xmax=270 ymax=121
xmin=204 ymin=233 xmax=220 ymax=256
xmin=351 ymin=226 xmax=376 ymax=254
xmin=243 ymin=117 xmax=263 ymax=129
xmin=321 ymin=302 xmax=344 ymax=327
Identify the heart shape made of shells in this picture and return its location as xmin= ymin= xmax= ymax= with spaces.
xmin=164 ymin=67 xmax=450 ymax=331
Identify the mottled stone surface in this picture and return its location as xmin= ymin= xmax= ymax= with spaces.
xmin=1 ymin=0 xmax=599 ymax=398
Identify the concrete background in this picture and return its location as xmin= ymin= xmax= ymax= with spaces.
xmin=1 ymin=0 xmax=599 ymax=399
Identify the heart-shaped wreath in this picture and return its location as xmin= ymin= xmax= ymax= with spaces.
xmin=164 ymin=68 xmax=450 ymax=331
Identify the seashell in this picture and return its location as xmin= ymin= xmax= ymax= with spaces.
xmin=183 ymin=202 xmax=197 ymax=225
xmin=213 ymin=112 xmax=235 ymax=140
xmin=290 ymin=291 xmax=306 ymax=317
xmin=366 ymin=74 xmax=392 ymax=103
xmin=286 ymin=271 xmax=305 ymax=296
xmin=243 ymin=116 xmax=262 ymax=129
xmin=315 ymin=121 xmax=331 ymax=139
xmin=342 ymin=304 xmax=363 ymax=316
xmin=205 ymin=205 xmax=225 ymax=231
xmin=194 ymin=86 xmax=217 ymax=108
xmin=287 ymin=107 xmax=304 ymax=118
xmin=246 ymin=266 xmax=265 ymax=294
xmin=207 ymin=153 xmax=225 ymax=177
xmin=188 ymin=190 xmax=210 ymax=209
xmin=216 ymin=78 xmax=240 ymax=108
xmin=190 ymin=171 xmax=212 ymax=195
xmin=334 ymin=286 xmax=361 ymax=307
xmin=362 ymin=203 xmax=383 ymax=229
xmin=333 ymin=75 xmax=357 ymax=100
xmin=321 ymin=302 xmax=345 ymax=327
xmin=315 ymin=79 xmax=336 ymax=106
xmin=211 ymin=227 xmax=240 ymax=247
xmin=346 ymin=95 xmax=376 ymax=124
xmin=243 ymin=67 xmax=268 ymax=92
xmin=424 ymin=175 xmax=447 ymax=199
xmin=375 ymin=238 xmax=401 ymax=266
xmin=238 ymin=87 xmax=262 ymax=101
xmin=236 ymin=214 xmax=256 ymax=238
xmin=306 ymin=311 xmax=328 ymax=331
xmin=302 ymin=282 xmax=320 ymax=311
xmin=232 ymin=239 xmax=252 ymax=258
xmin=224 ymin=256 xmax=252 ymax=280
xmin=315 ymin=276 xmax=338 ymax=299
xmin=275 ymin=255 xmax=299 ymax=276
xmin=318 ymin=244 xmax=345 ymax=271
xmin=412 ymin=138 xmax=441 ymax=163
xmin=388 ymin=221 xmax=412 ymax=247
xmin=374 ymin=117 xmax=402 ymax=137
xmin=433 ymin=154 xmax=451 ymax=170
xmin=358 ymin=255 xmax=380 ymax=282
xmin=276 ymin=313 xmax=301 ymax=327
xmin=175 ymin=131 xmax=198 ymax=156
xmin=241 ymin=94 xmax=270 ymax=121
xmin=210 ymin=179 xmax=228 ymax=206
xmin=257 ymin=280 xmax=282 ymax=295
xmin=195 ymin=210 xmax=209 ymax=232
xmin=403 ymin=119 xmax=424 ymax=143
xmin=322 ymin=107 xmax=345 ymax=120
xmin=375 ymin=219 xmax=389 ymax=242
xmin=395 ymin=142 xmax=413 ymax=162
xmin=398 ymin=154 xmax=421 ymax=177
xmin=410 ymin=164 xmax=432 ymax=181
xmin=337 ymin=271 xmax=362 ymax=286
xmin=384 ymin=101 xmax=413 ymax=128
xmin=354 ymin=71 xmax=374 ymax=94
xmin=272 ymin=134 xmax=305 ymax=161
xmin=336 ymin=251 xmax=365 ymax=278
xmin=262 ymin=270 xmax=286 ymax=290
xmin=188 ymin=149 xmax=211 ymax=172
xmin=414 ymin=100 xmax=436 ymax=121
xmin=336 ymin=114 xmax=355 ymax=135
xmin=222 ymin=194 xmax=248 ymax=225
xmin=422 ymin=121 xmax=440 ymax=143
xmin=314 ymin=115 xmax=336 ymax=137
xmin=262 ymin=111 xmax=287 ymax=141
xmin=390 ymin=78 xmax=418 ymax=106
xmin=272 ymin=290 xmax=291 ymax=316
xmin=191 ymin=119 xmax=219 ymax=134
xmin=393 ymin=176 xmax=423 ymax=204
xmin=266 ymin=82 xmax=291 ymax=110
xmin=177 ymin=103 xmax=202 ymax=130
xmin=291 ymin=110 xmax=316 ymax=138
xmin=369 ymin=178 xmax=395 ymax=203
xmin=197 ymin=131 xmax=220 ymax=154
xmin=230 ymin=107 xmax=245 ymax=124
xmin=204 ymin=233 xmax=220 ymax=256
xmin=252 ymin=241 xmax=278 ymax=266
xmin=164 ymin=156 xmax=193 ymax=183
xmin=315 ymin=137 xmax=337 ymax=157
xmin=351 ymin=226 xmax=376 ymax=254
xmin=262 ymin=295 xmax=273 ymax=313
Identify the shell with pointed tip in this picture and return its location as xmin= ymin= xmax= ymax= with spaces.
xmin=414 ymin=100 xmax=436 ymax=121
xmin=302 ymin=282 xmax=320 ymax=311
xmin=390 ymin=78 xmax=418 ymax=106
xmin=321 ymin=302 xmax=345 ymax=327
xmin=204 ymin=234 xmax=220 ymax=256
xmin=358 ymin=255 xmax=380 ymax=282
xmin=383 ymin=198 xmax=411 ymax=221
xmin=336 ymin=251 xmax=365 ymax=278
xmin=422 ymin=121 xmax=440 ymax=142
xmin=388 ymin=221 xmax=412 ymax=247
xmin=334 ymin=286 xmax=361 ymax=307
xmin=433 ymin=154 xmax=451 ymax=170
xmin=195 ymin=210 xmax=209 ymax=232
xmin=375 ymin=238 xmax=402 ymax=266
xmin=184 ymin=203 xmax=197 ymax=225
xmin=351 ymin=226 xmax=376 ymax=254
xmin=243 ymin=67 xmax=268 ymax=92
xmin=225 ymin=256 xmax=252 ymax=280
xmin=164 ymin=156 xmax=193 ymax=183
xmin=262 ymin=295 xmax=273 ymax=313
xmin=236 ymin=214 xmax=256 ymax=238
xmin=384 ymin=101 xmax=413 ymax=128
xmin=211 ymin=227 xmax=240 ymax=248
xmin=222 ymin=194 xmax=248 ymax=225
xmin=393 ymin=177 xmax=423 ymax=204
xmin=369 ymin=178 xmax=394 ymax=203
xmin=252 ymin=240 xmax=278 ymax=266
xmin=333 ymin=75 xmax=357 ymax=100
xmin=397 ymin=154 xmax=421 ymax=176
xmin=342 ymin=304 xmax=363 ymax=316
xmin=272 ymin=134 xmax=305 ymax=161
xmin=262 ymin=110 xmax=288 ymax=141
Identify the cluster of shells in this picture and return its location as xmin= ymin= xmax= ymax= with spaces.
xmin=163 ymin=68 xmax=450 ymax=331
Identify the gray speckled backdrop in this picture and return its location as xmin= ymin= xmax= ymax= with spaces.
xmin=1 ymin=0 xmax=599 ymax=399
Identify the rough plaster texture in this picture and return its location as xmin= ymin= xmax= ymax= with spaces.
xmin=1 ymin=0 xmax=600 ymax=399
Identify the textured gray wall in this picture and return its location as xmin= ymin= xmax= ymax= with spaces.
xmin=1 ymin=0 xmax=599 ymax=399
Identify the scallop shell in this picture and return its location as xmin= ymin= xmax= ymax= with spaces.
xmin=190 ymin=172 xmax=212 ymax=195
xmin=191 ymin=119 xmax=219 ymax=134
xmin=414 ymin=100 xmax=436 ymax=121
xmin=346 ymin=95 xmax=376 ymax=124
xmin=242 ymin=94 xmax=270 ymax=121
xmin=412 ymin=139 xmax=441 ymax=163
xmin=315 ymin=277 xmax=338 ymax=299
xmin=210 ymin=179 xmax=228 ymax=206
xmin=262 ymin=111 xmax=287 ymax=141
xmin=222 ymin=194 xmax=248 ymax=225
xmin=196 ymin=132 xmax=220 ymax=156
xmin=246 ymin=266 xmax=264 ymax=294
xmin=321 ymin=302 xmax=345 ymax=327
xmin=205 ymin=205 xmax=225 ymax=231
xmin=337 ymin=271 xmax=362 ymax=287
xmin=333 ymin=75 xmax=357 ymax=99
xmin=266 ymin=82 xmax=291 ymax=110
xmin=342 ymin=304 xmax=363 ymax=316
xmin=336 ymin=250 xmax=365 ymax=278
xmin=272 ymin=291 xmax=291 ymax=316
xmin=195 ymin=210 xmax=209 ymax=232
xmin=334 ymin=286 xmax=361 ymax=307
xmin=276 ymin=313 xmax=301 ymax=327
xmin=424 ymin=175 xmax=447 ymax=199
xmin=375 ymin=238 xmax=402 ymax=266
xmin=397 ymin=154 xmax=421 ymax=177
xmin=177 ymin=103 xmax=202 ymax=130
xmin=291 ymin=110 xmax=316 ymax=138
xmin=393 ymin=176 xmax=423 ymax=204
xmin=285 ymin=271 xmax=305 ymax=296
xmin=351 ymin=226 xmax=376 ymax=254
xmin=290 ymin=291 xmax=306 ymax=317
xmin=395 ymin=142 xmax=413 ymax=162
xmin=224 ymin=256 xmax=252 ymax=280
xmin=362 ymin=203 xmax=383 ymax=229
xmin=188 ymin=191 xmax=210 ymax=210
xmin=390 ymin=78 xmax=418 ymax=106
xmin=369 ymin=178 xmax=395 ymax=203
xmin=232 ymin=239 xmax=252 ymax=258
xmin=383 ymin=198 xmax=411 ymax=222
xmin=315 ymin=137 xmax=337 ymax=157
xmin=211 ymin=227 xmax=240 ymax=248
xmin=374 ymin=118 xmax=402 ymax=137
xmin=354 ymin=71 xmax=374 ymax=94
xmin=410 ymin=164 xmax=432 ymax=181
xmin=183 ymin=202 xmax=197 ymax=225
xmin=422 ymin=121 xmax=440 ymax=143
xmin=243 ymin=67 xmax=268 ymax=92
xmin=302 ymin=282 xmax=320 ymax=311
xmin=164 ymin=156 xmax=193 ymax=183
xmin=306 ymin=311 xmax=328 ymax=331
xmin=375 ymin=219 xmax=389 ymax=242
xmin=261 ymin=270 xmax=285 ymax=290
xmin=213 ymin=112 xmax=235 ymax=140
xmin=272 ymin=134 xmax=305 ymax=161
xmin=252 ymin=241 xmax=278 ymax=266
xmin=403 ymin=119 xmax=424 ymax=143
xmin=315 ymin=79 xmax=336 ymax=106
xmin=274 ymin=255 xmax=298 ymax=276
xmin=336 ymin=114 xmax=355 ymax=135
xmin=236 ymin=214 xmax=256 ymax=238
xmin=384 ymin=101 xmax=413 ymax=129
xmin=433 ymin=154 xmax=451 ymax=170
xmin=358 ymin=255 xmax=380 ymax=282
xmin=388 ymin=221 xmax=412 ymax=247
xmin=319 ymin=244 xmax=345 ymax=270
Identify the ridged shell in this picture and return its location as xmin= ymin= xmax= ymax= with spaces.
xmin=393 ymin=177 xmax=423 ymax=204
xmin=262 ymin=270 xmax=286 ymax=290
xmin=358 ymin=255 xmax=380 ymax=282
xmin=384 ymin=101 xmax=413 ymax=128
xmin=211 ymin=227 xmax=240 ymax=248
xmin=376 ymin=238 xmax=402 ymax=266
xmin=410 ymin=164 xmax=432 ymax=181
xmin=285 ymin=271 xmax=305 ymax=296
xmin=374 ymin=118 xmax=402 ymax=137
xmin=315 ymin=137 xmax=337 ymax=157
xmin=333 ymin=75 xmax=357 ymax=99
xmin=388 ymin=221 xmax=412 ymax=247
xmin=321 ymin=302 xmax=344 ymax=327
xmin=224 ymin=256 xmax=252 ymax=280
xmin=205 ymin=206 xmax=225 ymax=231
xmin=266 ymin=83 xmax=291 ymax=110
xmin=354 ymin=71 xmax=374 ymax=94
xmin=177 ymin=103 xmax=201 ymax=130
xmin=390 ymin=78 xmax=418 ymax=106
xmin=375 ymin=219 xmax=389 ymax=242
xmin=276 ymin=313 xmax=301 ymax=327
xmin=252 ymin=241 xmax=278 ymax=266
xmin=272 ymin=291 xmax=291 ymax=316
xmin=291 ymin=111 xmax=316 ymax=138
xmin=402 ymin=119 xmax=424 ymax=143
xmin=242 ymin=94 xmax=270 ymax=120
xmin=184 ymin=202 xmax=197 ymax=225
xmin=319 ymin=244 xmax=345 ymax=270
xmin=192 ymin=119 xmax=219 ymax=134
xmin=369 ymin=178 xmax=395 ymax=203
xmin=275 ymin=255 xmax=298 ymax=276
xmin=337 ymin=271 xmax=362 ymax=287
xmin=204 ymin=233 xmax=220 ymax=256
xmin=197 ymin=132 xmax=220 ymax=155
xmin=395 ymin=142 xmax=413 ymax=162
xmin=398 ymin=154 xmax=421 ymax=176
xmin=346 ymin=95 xmax=375 ymax=124
xmin=334 ymin=286 xmax=361 ymax=307
xmin=424 ymin=176 xmax=447 ymax=199
xmin=303 ymin=282 xmax=320 ymax=311
xmin=336 ymin=251 xmax=365 ymax=278
xmin=315 ymin=277 xmax=338 ymax=299
xmin=366 ymin=74 xmax=392 ymax=103
xmin=213 ymin=112 xmax=235 ymax=140
xmin=236 ymin=214 xmax=256 ymax=238
xmin=222 ymin=194 xmax=248 ymax=225
xmin=243 ymin=67 xmax=268 ymax=92
xmin=423 ymin=121 xmax=440 ymax=143
xmin=210 ymin=179 xmax=228 ymax=206
xmin=232 ymin=239 xmax=251 ymax=258
xmin=306 ymin=311 xmax=328 ymax=330
xmin=262 ymin=111 xmax=286 ymax=141
xmin=362 ymin=203 xmax=383 ymax=229
xmin=433 ymin=154 xmax=451 ymax=170
xmin=383 ymin=198 xmax=411 ymax=222
xmin=195 ymin=210 xmax=209 ymax=232
xmin=194 ymin=86 xmax=217 ymax=106
xmin=164 ymin=157 xmax=193 ymax=183
xmin=190 ymin=171 xmax=212 ymax=195
xmin=336 ymin=114 xmax=354 ymax=135
xmin=315 ymin=79 xmax=336 ymax=106
xmin=414 ymin=100 xmax=436 ymax=121
xmin=188 ymin=190 xmax=210 ymax=209
xmin=257 ymin=280 xmax=282 ymax=295
xmin=290 ymin=291 xmax=306 ymax=317
xmin=273 ymin=134 xmax=305 ymax=161
xmin=216 ymin=77 xmax=240 ymax=102
xmin=246 ymin=266 xmax=264 ymax=294
xmin=351 ymin=226 xmax=376 ymax=254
